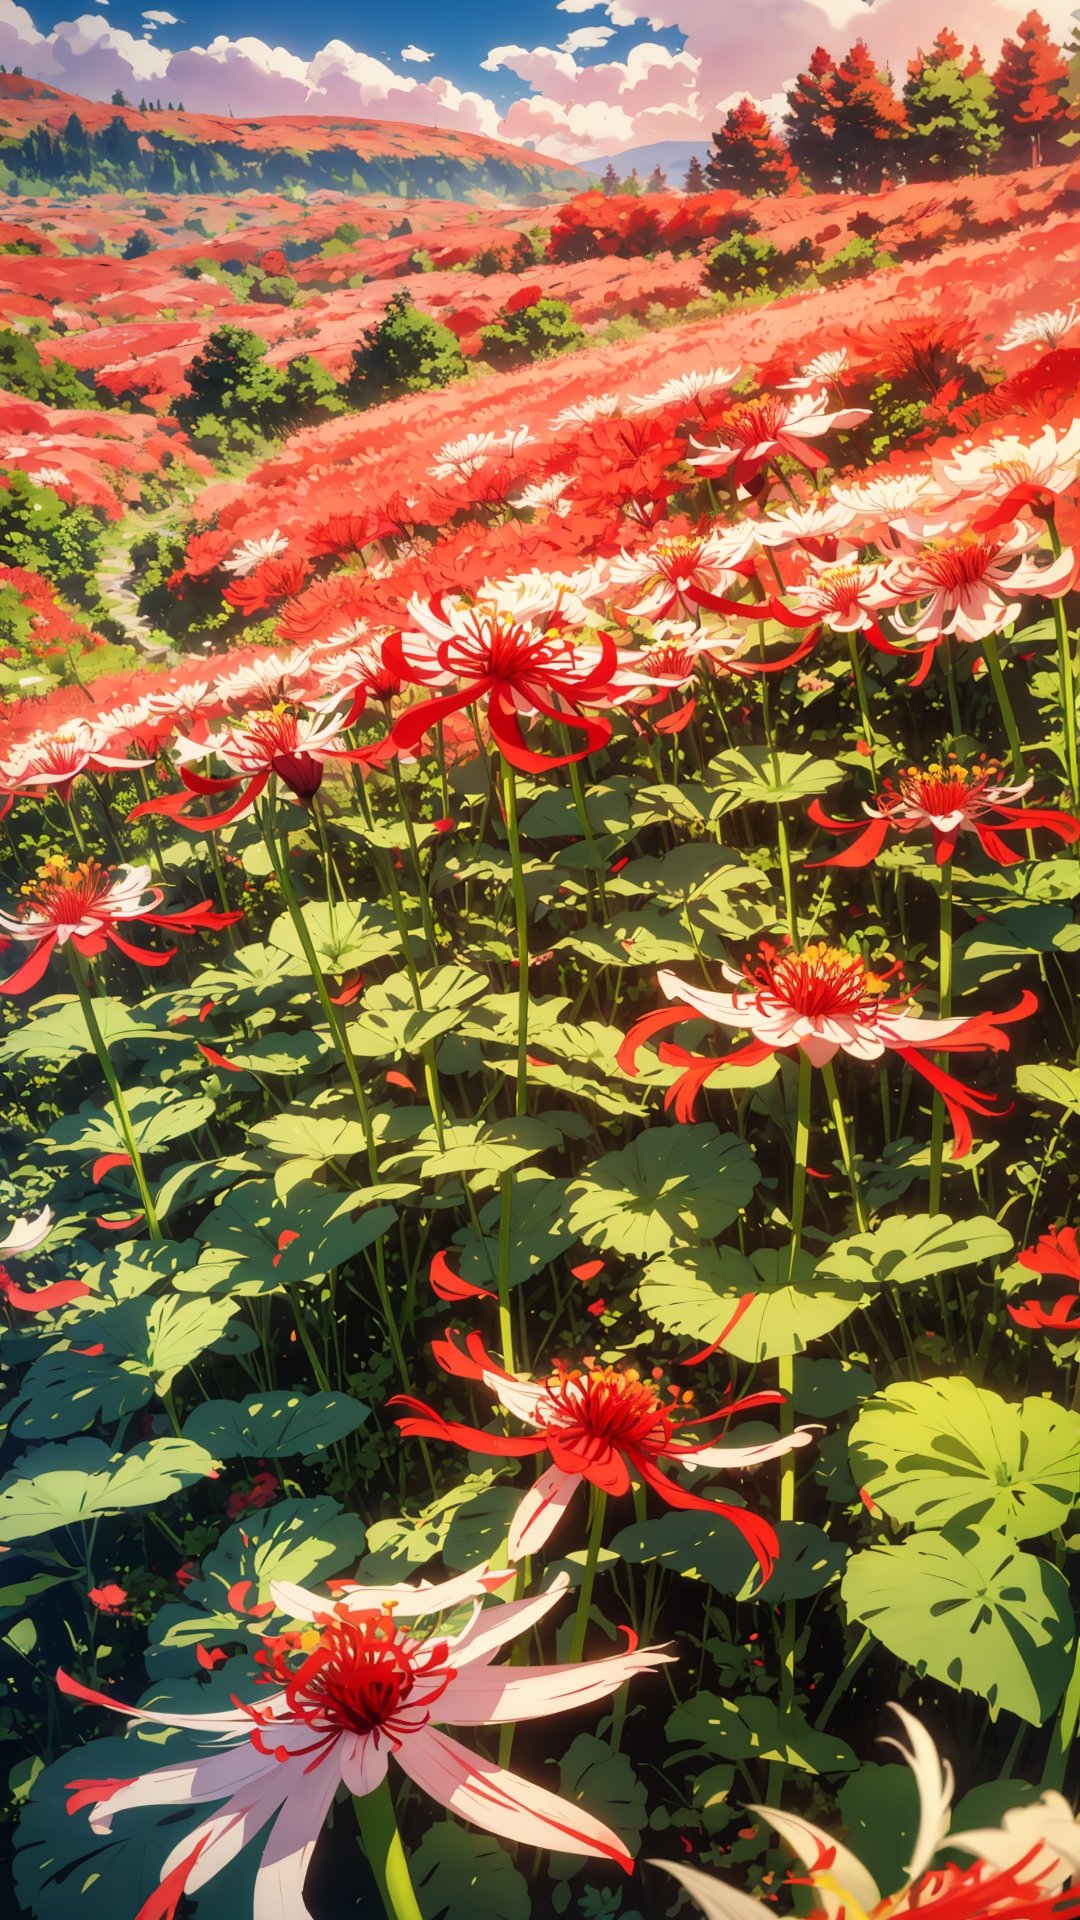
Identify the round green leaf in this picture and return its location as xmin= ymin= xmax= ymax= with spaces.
xmin=638 ymin=1245 xmax=863 ymax=1360
xmin=568 ymin=1124 xmax=758 ymax=1258
xmin=182 ymin=1391 xmax=371 ymax=1459
xmin=817 ymin=1213 xmax=1013 ymax=1289
xmin=412 ymin=1823 xmax=530 ymax=1920
xmin=850 ymin=1378 xmax=1080 ymax=1538
xmin=842 ymin=1527 xmax=1075 ymax=1724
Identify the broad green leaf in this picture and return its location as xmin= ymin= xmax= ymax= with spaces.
xmin=192 ymin=1179 xmax=394 ymax=1294
xmin=568 ymin=1124 xmax=758 ymax=1258
xmin=1016 ymin=1063 xmax=1080 ymax=1114
xmin=0 ymin=1438 xmax=218 ymax=1542
xmin=850 ymin=1379 xmax=1080 ymax=1538
xmin=609 ymin=1515 xmax=844 ymax=1600
xmin=45 ymin=1088 xmax=214 ymax=1159
xmin=842 ymin=1527 xmax=1074 ymax=1724
xmin=666 ymin=1692 xmax=857 ymax=1774
xmin=639 ymin=1245 xmax=864 ymax=1361
xmin=191 ymin=940 xmax=308 ymax=1012
xmin=183 ymin=1391 xmax=370 ymax=1458
xmin=412 ymin=1824 xmax=530 ymax=1920
xmin=708 ymin=746 xmax=842 ymax=812
xmin=346 ymin=966 xmax=487 ymax=1061
xmin=268 ymin=899 xmax=405 ymax=972
xmin=837 ymin=1765 xmax=921 ymax=1901
xmin=554 ymin=1734 xmax=648 ymax=1872
xmin=0 ymin=996 xmax=180 ymax=1067
xmin=8 ymin=1349 xmax=153 ymax=1438
xmin=152 ymin=1496 xmax=365 ymax=1651
xmin=817 ymin=1213 xmax=1013 ymax=1288
xmin=359 ymin=1474 xmax=513 ymax=1582
xmin=451 ymin=1171 xmax=573 ymax=1292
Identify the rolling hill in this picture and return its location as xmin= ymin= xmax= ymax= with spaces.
xmin=0 ymin=74 xmax=584 ymax=201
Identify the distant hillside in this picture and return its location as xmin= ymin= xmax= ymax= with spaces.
xmin=0 ymin=76 xmax=584 ymax=201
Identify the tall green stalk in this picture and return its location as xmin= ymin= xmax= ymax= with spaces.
xmin=353 ymin=1779 xmax=424 ymax=1920
xmin=767 ymin=1054 xmax=812 ymax=1807
xmin=1046 ymin=516 xmax=1079 ymax=806
xmin=821 ymin=1059 xmax=867 ymax=1231
xmin=928 ymin=862 xmax=954 ymax=1215
xmin=67 ymin=950 xmax=162 ymax=1240
xmin=568 ymin=1487 xmax=608 ymax=1663
xmin=980 ymin=631 xmax=1025 ymax=782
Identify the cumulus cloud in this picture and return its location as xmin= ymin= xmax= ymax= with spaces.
xmin=399 ymin=43 xmax=433 ymax=63
xmin=559 ymin=26 xmax=616 ymax=54
xmin=142 ymin=10 xmax=179 ymax=23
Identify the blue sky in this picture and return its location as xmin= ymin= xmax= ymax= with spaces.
xmin=0 ymin=0 xmax=1069 ymax=162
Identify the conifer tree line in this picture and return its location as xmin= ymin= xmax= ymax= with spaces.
xmin=691 ymin=10 xmax=1080 ymax=196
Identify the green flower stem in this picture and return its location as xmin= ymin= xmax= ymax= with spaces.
xmin=821 ymin=1058 xmax=867 ymax=1232
xmin=353 ymin=1779 xmax=424 ymax=1920
xmin=67 ymin=949 xmax=162 ymax=1241
xmin=1047 ymin=517 xmax=1079 ymax=806
xmin=567 ymin=748 xmax=608 ymax=922
xmin=928 ymin=862 xmax=954 ymax=1216
xmin=264 ymin=806 xmax=416 ymax=1400
xmin=756 ymin=667 xmax=797 ymax=941
xmin=205 ymin=829 xmax=234 ymax=924
xmin=502 ymin=761 xmax=530 ymax=1118
xmin=390 ymin=758 xmax=439 ymax=960
xmin=1042 ymin=1629 xmax=1080 ymax=1790
xmin=980 ymin=630 xmax=1025 ymax=783
xmin=844 ymin=631 xmax=878 ymax=791
xmin=568 ymin=1487 xmax=607 ymax=1663
xmin=769 ymin=1053 xmax=811 ymax=1808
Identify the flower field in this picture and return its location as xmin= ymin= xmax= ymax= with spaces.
xmin=3 ymin=78 xmax=1080 ymax=1920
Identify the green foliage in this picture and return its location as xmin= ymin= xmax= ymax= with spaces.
xmin=0 ymin=328 xmax=93 ymax=408
xmin=704 ymin=231 xmax=786 ymax=297
xmin=347 ymin=290 xmax=467 ymax=403
xmin=480 ymin=297 xmax=585 ymax=369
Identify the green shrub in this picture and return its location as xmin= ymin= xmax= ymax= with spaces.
xmin=347 ymin=291 xmax=467 ymax=404
xmin=704 ymin=231 xmax=785 ymax=297
xmin=0 ymin=329 xmax=94 ymax=408
xmin=479 ymin=297 xmax=584 ymax=369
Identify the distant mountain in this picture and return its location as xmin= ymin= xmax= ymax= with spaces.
xmin=583 ymin=141 xmax=710 ymax=185
xmin=0 ymin=76 xmax=585 ymax=200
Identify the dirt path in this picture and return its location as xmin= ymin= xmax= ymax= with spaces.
xmin=97 ymin=511 xmax=181 ymax=664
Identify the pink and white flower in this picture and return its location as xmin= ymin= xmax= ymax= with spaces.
xmin=878 ymin=521 xmax=1075 ymax=652
xmin=626 ymin=367 xmax=739 ymax=414
xmin=659 ymin=1705 xmax=1080 ymax=1920
xmin=60 ymin=1564 xmax=673 ymax=1916
xmin=0 ymin=1206 xmax=55 ymax=1256
xmin=689 ymin=393 xmax=871 ymax=494
xmin=781 ymin=348 xmax=849 ymax=391
xmin=610 ymin=527 xmax=757 ymax=621
xmin=222 ymin=531 xmax=290 ymax=577
xmin=999 ymin=305 xmax=1079 ymax=352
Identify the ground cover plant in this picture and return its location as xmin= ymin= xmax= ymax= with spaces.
xmin=1 ymin=12 xmax=1080 ymax=1920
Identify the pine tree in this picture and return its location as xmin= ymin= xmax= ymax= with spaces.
xmin=829 ymin=40 xmax=907 ymax=190
xmin=904 ymin=33 xmax=1002 ymax=176
xmin=707 ymin=97 xmax=799 ymax=195
xmin=601 ymin=162 xmax=619 ymax=196
xmin=646 ymin=164 xmax=667 ymax=191
xmin=993 ymin=10 xmax=1068 ymax=165
xmin=622 ymin=167 xmax=642 ymax=195
xmin=683 ymin=153 xmax=706 ymax=193
xmin=783 ymin=46 xmax=838 ymax=188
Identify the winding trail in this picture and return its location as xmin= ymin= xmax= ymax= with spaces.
xmin=97 ymin=509 xmax=182 ymax=664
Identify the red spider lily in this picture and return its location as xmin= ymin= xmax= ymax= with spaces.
xmin=131 ymin=701 xmax=368 ymax=831
xmin=808 ymin=759 xmax=1080 ymax=867
xmin=0 ymin=720 xmax=150 ymax=803
xmin=60 ymin=1566 xmax=670 ymax=1910
xmin=393 ymin=1332 xmax=811 ymax=1573
xmin=688 ymin=394 xmax=870 ymax=495
xmin=873 ymin=522 xmax=1075 ymax=683
xmin=617 ymin=943 xmax=1036 ymax=1160
xmin=0 ymin=857 xmax=242 ymax=995
xmin=667 ymin=1703 xmax=1080 ymax=1920
xmin=1011 ymin=1226 xmax=1080 ymax=1334
xmin=609 ymin=527 xmax=757 ymax=622
xmin=386 ymin=593 xmax=618 ymax=772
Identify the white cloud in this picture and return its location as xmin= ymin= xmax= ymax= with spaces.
xmin=399 ymin=43 xmax=433 ymax=63
xmin=142 ymin=10 xmax=179 ymax=24
xmin=560 ymin=26 xmax=615 ymax=53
